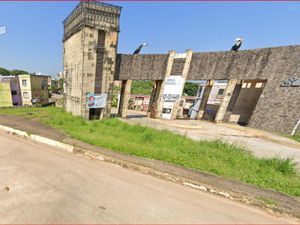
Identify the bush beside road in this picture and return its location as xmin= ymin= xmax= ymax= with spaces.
xmin=0 ymin=107 xmax=299 ymax=197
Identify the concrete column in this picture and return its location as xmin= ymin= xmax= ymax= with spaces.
xmin=171 ymin=49 xmax=193 ymax=119
xmin=223 ymin=80 xmax=242 ymax=122
xmin=147 ymin=80 xmax=162 ymax=118
xmin=118 ymin=80 xmax=132 ymax=118
xmin=196 ymin=80 xmax=214 ymax=120
xmin=149 ymin=51 xmax=176 ymax=119
xmin=215 ymin=79 xmax=238 ymax=122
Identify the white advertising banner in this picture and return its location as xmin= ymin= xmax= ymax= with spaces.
xmin=162 ymin=75 xmax=185 ymax=120
xmin=162 ymin=76 xmax=185 ymax=102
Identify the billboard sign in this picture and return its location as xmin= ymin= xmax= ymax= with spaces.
xmin=161 ymin=75 xmax=185 ymax=120
xmin=86 ymin=93 xmax=107 ymax=108
xmin=162 ymin=76 xmax=185 ymax=102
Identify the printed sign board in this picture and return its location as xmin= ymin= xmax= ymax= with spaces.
xmin=161 ymin=75 xmax=185 ymax=120
xmin=161 ymin=102 xmax=175 ymax=120
xmin=86 ymin=93 xmax=107 ymax=108
xmin=162 ymin=76 xmax=185 ymax=102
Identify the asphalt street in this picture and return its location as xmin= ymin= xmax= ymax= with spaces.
xmin=0 ymin=131 xmax=295 ymax=224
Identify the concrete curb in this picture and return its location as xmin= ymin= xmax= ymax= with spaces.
xmin=0 ymin=125 xmax=29 ymax=138
xmin=0 ymin=125 xmax=74 ymax=153
xmin=0 ymin=124 xmax=299 ymax=220
xmin=30 ymin=134 xmax=74 ymax=152
xmin=66 ymin=139 xmax=300 ymax=220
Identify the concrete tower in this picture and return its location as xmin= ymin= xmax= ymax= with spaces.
xmin=63 ymin=1 xmax=121 ymax=119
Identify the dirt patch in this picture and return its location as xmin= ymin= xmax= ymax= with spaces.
xmin=0 ymin=115 xmax=67 ymax=141
xmin=0 ymin=114 xmax=299 ymax=219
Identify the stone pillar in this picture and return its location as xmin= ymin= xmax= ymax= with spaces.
xmin=147 ymin=80 xmax=163 ymax=118
xmin=63 ymin=2 xmax=121 ymax=120
xmin=171 ymin=49 xmax=193 ymax=119
xmin=118 ymin=80 xmax=132 ymax=118
xmin=223 ymin=80 xmax=242 ymax=122
xmin=215 ymin=79 xmax=238 ymax=122
xmin=196 ymin=80 xmax=214 ymax=120
xmin=148 ymin=51 xmax=176 ymax=119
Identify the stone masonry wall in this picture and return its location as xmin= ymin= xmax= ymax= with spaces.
xmin=63 ymin=30 xmax=84 ymax=117
xmin=115 ymin=54 xmax=168 ymax=80
xmin=188 ymin=46 xmax=300 ymax=134
xmin=64 ymin=2 xmax=121 ymax=119
xmin=116 ymin=45 xmax=300 ymax=134
xmin=170 ymin=58 xmax=185 ymax=75
xmin=249 ymin=46 xmax=300 ymax=134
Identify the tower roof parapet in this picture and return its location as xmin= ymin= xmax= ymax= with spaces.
xmin=63 ymin=1 xmax=122 ymax=41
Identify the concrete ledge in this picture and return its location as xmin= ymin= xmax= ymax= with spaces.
xmin=30 ymin=135 xmax=74 ymax=152
xmin=0 ymin=125 xmax=73 ymax=152
xmin=0 ymin=125 xmax=28 ymax=138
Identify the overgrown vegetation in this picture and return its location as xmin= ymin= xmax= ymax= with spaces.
xmin=129 ymin=80 xmax=201 ymax=96
xmin=183 ymin=82 xmax=199 ymax=96
xmin=0 ymin=67 xmax=29 ymax=75
xmin=1 ymin=107 xmax=299 ymax=196
xmin=291 ymin=132 xmax=300 ymax=143
xmin=111 ymin=85 xmax=121 ymax=107
xmin=255 ymin=196 xmax=277 ymax=206
xmin=130 ymin=80 xmax=152 ymax=95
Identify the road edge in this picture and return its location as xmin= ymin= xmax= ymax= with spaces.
xmin=0 ymin=124 xmax=299 ymax=221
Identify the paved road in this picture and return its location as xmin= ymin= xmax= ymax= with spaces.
xmin=122 ymin=111 xmax=300 ymax=172
xmin=0 ymin=131 xmax=295 ymax=224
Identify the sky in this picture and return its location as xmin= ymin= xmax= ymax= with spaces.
xmin=0 ymin=1 xmax=300 ymax=76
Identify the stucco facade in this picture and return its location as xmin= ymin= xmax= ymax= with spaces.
xmin=18 ymin=74 xmax=49 ymax=106
xmin=0 ymin=77 xmax=13 ymax=107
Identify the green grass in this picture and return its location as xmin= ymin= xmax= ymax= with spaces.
xmin=291 ymin=133 xmax=300 ymax=143
xmin=277 ymin=131 xmax=300 ymax=143
xmin=255 ymin=196 xmax=277 ymax=206
xmin=131 ymin=80 xmax=153 ymax=95
xmin=1 ymin=107 xmax=300 ymax=196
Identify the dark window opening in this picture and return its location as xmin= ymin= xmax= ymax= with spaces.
xmin=218 ymin=89 xmax=225 ymax=96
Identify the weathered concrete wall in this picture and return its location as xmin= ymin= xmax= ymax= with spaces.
xmin=116 ymin=45 xmax=300 ymax=134
xmin=248 ymin=47 xmax=300 ymax=134
xmin=190 ymin=46 xmax=300 ymax=134
xmin=230 ymin=80 xmax=265 ymax=124
xmin=115 ymin=54 xmax=168 ymax=80
xmin=63 ymin=2 xmax=121 ymax=119
xmin=63 ymin=30 xmax=84 ymax=116
xmin=171 ymin=58 xmax=185 ymax=75
xmin=189 ymin=46 xmax=300 ymax=134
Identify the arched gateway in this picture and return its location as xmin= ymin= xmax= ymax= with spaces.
xmin=63 ymin=2 xmax=300 ymax=135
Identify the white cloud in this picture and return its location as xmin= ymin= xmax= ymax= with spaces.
xmin=0 ymin=26 xmax=7 ymax=35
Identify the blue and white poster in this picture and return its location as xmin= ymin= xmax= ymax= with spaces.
xmin=86 ymin=93 xmax=107 ymax=109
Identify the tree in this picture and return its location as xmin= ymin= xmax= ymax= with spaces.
xmin=0 ymin=67 xmax=29 ymax=76
xmin=183 ymin=82 xmax=199 ymax=96
xmin=0 ymin=67 xmax=10 ymax=75
xmin=131 ymin=80 xmax=153 ymax=95
xmin=10 ymin=69 xmax=29 ymax=75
